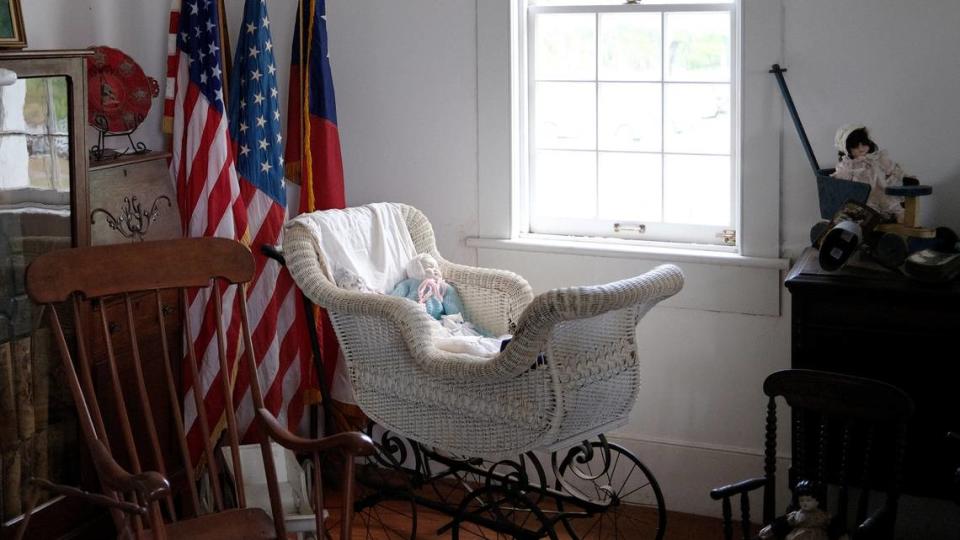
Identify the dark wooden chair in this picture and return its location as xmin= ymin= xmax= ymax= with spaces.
xmin=710 ymin=369 xmax=914 ymax=540
xmin=18 ymin=238 xmax=374 ymax=540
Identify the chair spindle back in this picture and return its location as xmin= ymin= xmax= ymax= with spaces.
xmin=25 ymin=238 xmax=286 ymax=538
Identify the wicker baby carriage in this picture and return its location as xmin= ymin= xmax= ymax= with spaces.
xmin=284 ymin=203 xmax=683 ymax=458
xmin=283 ymin=203 xmax=684 ymax=538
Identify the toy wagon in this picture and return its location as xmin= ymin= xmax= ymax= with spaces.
xmin=282 ymin=203 xmax=684 ymax=539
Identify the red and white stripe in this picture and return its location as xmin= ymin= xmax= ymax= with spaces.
xmin=168 ymin=0 xmax=310 ymax=462
xmin=168 ymin=0 xmax=249 ymax=462
xmin=231 ymin=186 xmax=310 ymax=440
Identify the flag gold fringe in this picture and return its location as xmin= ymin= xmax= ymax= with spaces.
xmin=303 ymin=388 xmax=323 ymax=406
xmin=284 ymin=161 xmax=302 ymax=185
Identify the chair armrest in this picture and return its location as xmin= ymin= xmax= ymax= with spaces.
xmin=88 ymin=439 xmax=170 ymax=503
xmin=856 ymin=503 xmax=894 ymax=537
xmin=710 ymin=476 xmax=768 ymax=500
xmin=256 ymin=408 xmax=376 ymax=456
xmin=27 ymin=478 xmax=147 ymax=515
xmin=14 ymin=478 xmax=148 ymax=540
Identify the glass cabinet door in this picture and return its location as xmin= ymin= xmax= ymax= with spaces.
xmin=0 ymin=51 xmax=90 ymax=535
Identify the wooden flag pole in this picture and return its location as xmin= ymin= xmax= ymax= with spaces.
xmin=217 ymin=0 xmax=231 ymax=99
xmin=296 ymin=0 xmax=306 ymax=186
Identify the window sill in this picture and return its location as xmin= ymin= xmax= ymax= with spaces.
xmin=466 ymin=235 xmax=790 ymax=270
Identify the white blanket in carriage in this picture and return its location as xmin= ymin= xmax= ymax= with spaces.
xmin=287 ymin=202 xmax=418 ymax=295
xmin=288 ymin=203 xmax=417 ymax=405
xmin=287 ymin=203 xmax=506 ymax=404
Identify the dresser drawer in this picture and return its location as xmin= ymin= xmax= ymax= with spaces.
xmin=89 ymin=152 xmax=181 ymax=246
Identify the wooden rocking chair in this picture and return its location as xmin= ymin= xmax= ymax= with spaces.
xmin=19 ymin=237 xmax=374 ymax=540
xmin=710 ymin=369 xmax=914 ymax=540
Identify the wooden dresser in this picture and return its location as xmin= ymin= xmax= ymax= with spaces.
xmin=87 ymin=151 xmax=186 ymax=484
xmin=785 ymin=248 xmax=960 ymax=499
xmin=88 ymin=151 xmax=180 ymax=246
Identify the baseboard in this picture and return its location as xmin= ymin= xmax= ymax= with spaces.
xmin=603 ymin=433 xmax=791 ymax=519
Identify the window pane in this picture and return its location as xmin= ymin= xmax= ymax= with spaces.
xmin=598 ymin=152 xmax=662 ymax=221
xmin=664 ymin=83 xmax=729 ymax=155
xmin=535 ymin=13 xmax=596 ymax=81
xmin=598 ymin=13 xmax=661 ymax=82
xmin=598 ymin=83 xmax=660 ymax=152
xmin=533 ymin=150 xmax=597 ymax=219
xmin=663 ymin=154 xmax=730 ymax=225
xmin=664 ymin=11 xmax=731 ymax=82
xmin=535 ymin=82 xmax=596 ymax=150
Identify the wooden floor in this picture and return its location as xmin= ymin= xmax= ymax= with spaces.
xmin=318 ymin=462 xmax=735 ymax=539
xmin=325 ymin=499 xmax=727 ymax=539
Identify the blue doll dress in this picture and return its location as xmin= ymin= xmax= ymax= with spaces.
xmin=389 ymin=278 xmax=466 ymax=320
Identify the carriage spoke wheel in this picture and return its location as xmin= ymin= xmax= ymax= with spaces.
xmin=450 ymin=485 xmax=559 ymax=540
xmin=555 ymin=440 xmax=666 ymax=540
xmin=324 ymin=441 xmax=418 ymax=540
xmin=425 ymin=452 xmax=557 ymax=539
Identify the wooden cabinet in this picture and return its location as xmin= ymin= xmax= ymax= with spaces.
xmin=785 ymin=248 xmax=960 ymax=499
xmin=1 ymin=53 xmax=182 ymax=539
xmin=88 ymin=152 xmax=185 ymax=478
xmin=1 ymin=50 xmax=95 ymax=540
xmin=89 ymin=152 xmax=180 ymax=246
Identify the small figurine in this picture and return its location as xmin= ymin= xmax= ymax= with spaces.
xmin=759 ymin=480 xmax=842 ymax=540
xmin=832 ymin=124 xmax=906 ymax=222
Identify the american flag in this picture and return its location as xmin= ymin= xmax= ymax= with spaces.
xmin=167 ymin=0 xmax=247 ymax=462
xmin=166 ymin=0 xmax=298 ymax=463
xmin=227 ymin=0 xmax=311 ymax=441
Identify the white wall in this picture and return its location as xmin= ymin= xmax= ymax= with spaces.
xmin=327 ymin=0 xmax=479 ymax=265
xmin=20 ymin=0 xmax=960 ymax=524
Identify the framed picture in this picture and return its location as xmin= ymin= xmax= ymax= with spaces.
xmin=0 ymin=0 xmax=26 ymax=49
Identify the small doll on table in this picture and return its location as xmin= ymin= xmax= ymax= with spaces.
xmin=832 ymin=124 xmax=906 ymax=223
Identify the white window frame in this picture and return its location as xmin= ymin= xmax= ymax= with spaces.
xmin=522 ymin=1 xmax=739 ymax=248
xmin=476 ymin=0 xmax=783 ymax=262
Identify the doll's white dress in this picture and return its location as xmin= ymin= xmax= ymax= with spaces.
xmin=784 ymin=508 xmax=831 ymax=540
xmin=833 ymin=149 xmax=904 ymax=221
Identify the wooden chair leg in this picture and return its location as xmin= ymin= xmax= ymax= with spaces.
xmin=740 ymin=493 xmax=751 ymax=540
xmin=721 ymin=496 xmax=733 ymax=540
xmin=312 ymin=452 xmax=324 ymax=540
xmin=13 ymin=486 xmax=42 ymax=540
xmin=341 ymin=453 xmax=356 ymax=540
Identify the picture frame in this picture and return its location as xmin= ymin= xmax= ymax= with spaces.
xmin=0 ymin=0 xmax=26 ymax=49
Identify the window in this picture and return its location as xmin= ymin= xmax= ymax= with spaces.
xmin=522 ymin=0 xmax=738 ymax=246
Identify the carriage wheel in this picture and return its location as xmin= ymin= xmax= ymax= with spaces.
xmin=555 ymin=439 xmax=666 ymax=540
xmin=425 ymin=451 xmax=559 ymax=539
xmin=450 ymin=485 xmax=560 ymax=540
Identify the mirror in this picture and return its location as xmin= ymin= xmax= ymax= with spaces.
xmin=0 ymin=75 xmax=76 ymax=524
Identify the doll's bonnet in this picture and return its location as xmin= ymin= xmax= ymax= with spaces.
xmin=835 ymin=123 xmax=867 ymax=153
xmin=406 ymin=253 xmax=441 ymax=281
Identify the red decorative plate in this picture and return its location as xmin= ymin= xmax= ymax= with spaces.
xmin=87 ymin=46 xmax=158 ymax=133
